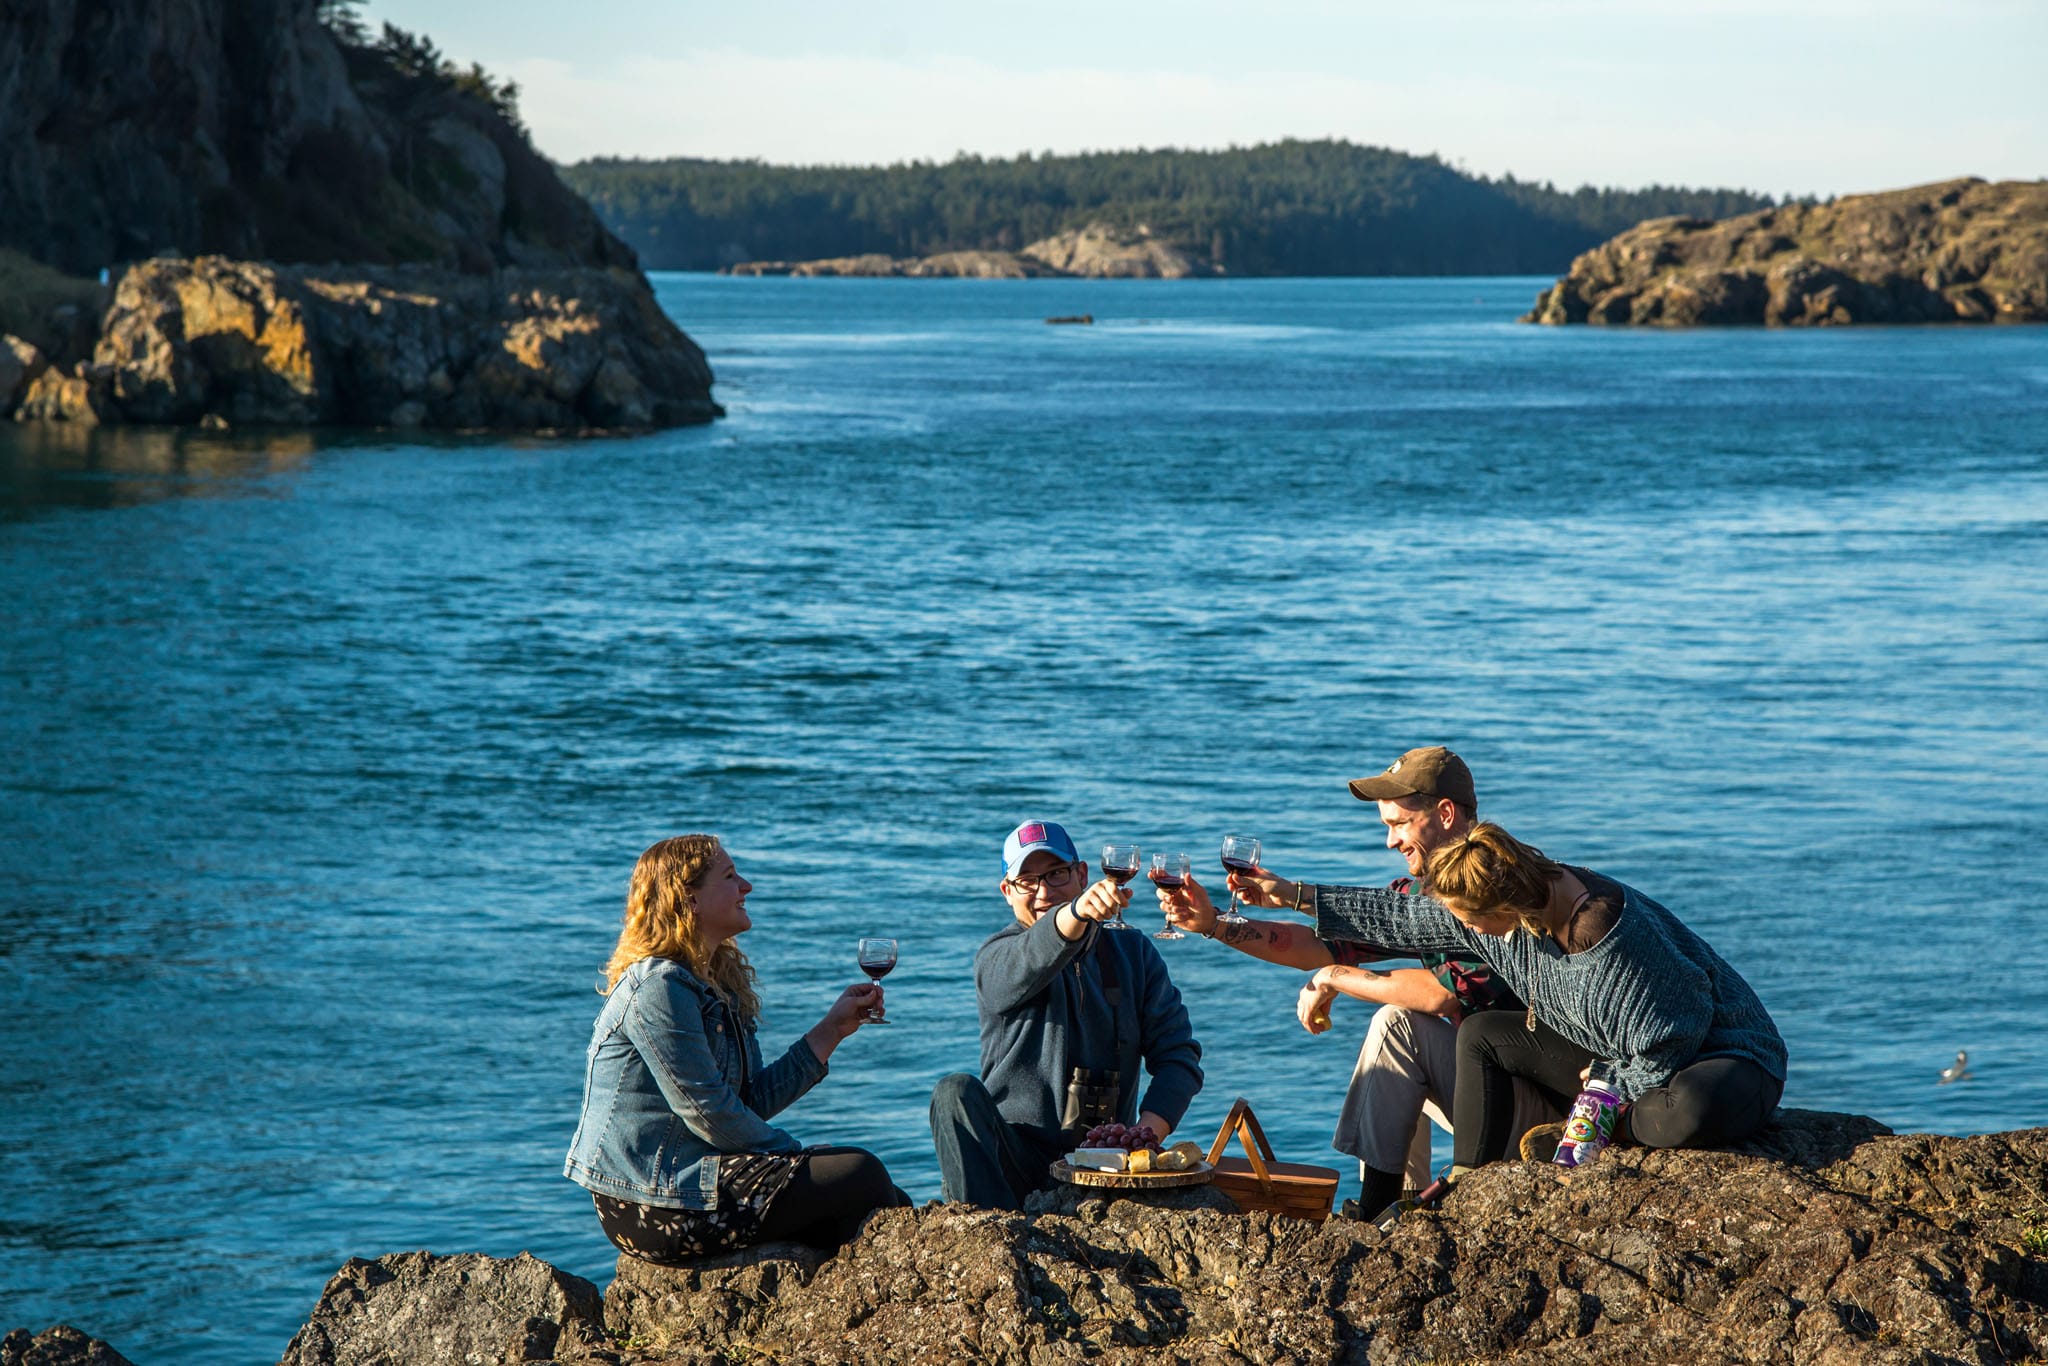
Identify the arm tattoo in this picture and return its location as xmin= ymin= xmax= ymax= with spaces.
xmin=1269 ymin=926 xmax=1294 ymax=952
xmin=1220 ymin=921 xmax=1262 ymax=946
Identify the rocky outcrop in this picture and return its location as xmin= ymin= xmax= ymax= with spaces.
xmin=590 ymin=1114 xmax=2048 ymax=1364
xmin=226 ymin=1113 xmax=2048 ymax=1366
xmin=0 ymin=1328 xmax=133 ymax=1366
xmin=19 ymin=1115 xmax=2037 ymax=1362
xmin=725 ymin=222 xmax=1215 ymax=281
xmin=277 ymin=1251 xmax=612 ymax=1365
xmin=1021 ymin=222 xmax=1210 ymax=279
xmin=0 ymin=0 xmax=632 ymax=279
xmin=0 ymin=2 xmax=723 ymax=432
xmin=7 ymin=256 xmax=720 ymax=431
xmin=0 ymin=335 xmax=50 ymax=412
xmin=1524 ymin=178 xmax=2048 ymax=326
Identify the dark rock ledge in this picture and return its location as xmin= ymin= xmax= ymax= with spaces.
xmin=14 ymin=1113 xmax=2048 ymax=1364
xmin=1523 ymin=177 xmax=2048 ymax=327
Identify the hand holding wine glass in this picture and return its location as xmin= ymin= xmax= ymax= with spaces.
xmin=855 ymin=938 xmax=897 ymax=1023
xmin=1099 ymin=843 xmax=1141 ymax=931
xmin=1217 ymin=834 xmax=1260 ymax=926
xmin=1149 ymin=852 xmax=1192 ymax=939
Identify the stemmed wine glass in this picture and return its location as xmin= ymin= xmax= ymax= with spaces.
xmin=856 ymin=938 xmax=897 ymax=1023
xmin=1100 ymin=843 xmax=1142 ymax=931
xmin=1149 ymin=852 xmax=1191 ymax=939
xmin=1217 ymin=834 xmax=1261 ymax=926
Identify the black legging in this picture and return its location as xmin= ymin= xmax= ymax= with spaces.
xmin=755 ymin=1146 xmax=911 ymax=1250
xmin=1451 ymin=1012 xmax=1783 ymax=1167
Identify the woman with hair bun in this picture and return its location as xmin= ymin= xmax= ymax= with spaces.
xmin=564 ymin=835 xmax=907 ymax=1261
xmin=1172 ymin=822 xmax=1786 ymax=1174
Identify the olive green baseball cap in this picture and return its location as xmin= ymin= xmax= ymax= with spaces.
xmin=1347 ymin=746 xmax=1476 ymax=810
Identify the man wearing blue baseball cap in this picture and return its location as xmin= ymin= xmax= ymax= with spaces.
xmin=929 ymin=820 xmax=1204 ymax=1209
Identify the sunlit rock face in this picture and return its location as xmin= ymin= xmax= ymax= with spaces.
xmin=1525 ymin=179 xmax=2048 ymax=327
xmin=18 ymin=256 xmax=719 ymax=432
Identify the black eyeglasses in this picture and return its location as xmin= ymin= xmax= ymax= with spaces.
xmin=1009 ymin=863 xmax=1082 ymax=893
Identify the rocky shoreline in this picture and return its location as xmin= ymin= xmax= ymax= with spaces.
xmin=1523 ymin=177 xmax=2048 ymax=327
xmin=2 ymin=257 xmax=719 ymax=433
xmin=727 ymin=222 xmax=1215 ymax=280
xmin=13 ymin=1112 xmax=2045 ymax=1364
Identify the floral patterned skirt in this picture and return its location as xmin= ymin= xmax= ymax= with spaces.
xmin=593 ymin=1151 xmax=805 ymax=1264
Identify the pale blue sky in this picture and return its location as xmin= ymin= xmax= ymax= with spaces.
xmin=362 ymin=0 xmax=2046 ymax=194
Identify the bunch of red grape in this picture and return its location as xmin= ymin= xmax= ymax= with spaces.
xmin=1082 ymin=1121 xmax=1159 ymax=1151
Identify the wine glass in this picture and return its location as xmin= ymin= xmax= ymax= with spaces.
xmin=1149 ymin=852 xmax=1191 ymax=939
xmin=856 ymin=938 xmax=896 ymax=1023
xmin=1217 ymin=834 xmax=1261 ymax=926
xmin=1100 ymin=843 xmax=1141 ymax=931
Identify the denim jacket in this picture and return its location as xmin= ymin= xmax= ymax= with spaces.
xmin=563 ymin=956 xmax=828 ymax=1209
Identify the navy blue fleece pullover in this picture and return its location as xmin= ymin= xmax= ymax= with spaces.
xmin=973 ymin=906 xmax=1204 ymax=1152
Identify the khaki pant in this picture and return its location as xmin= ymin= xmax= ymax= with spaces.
xmin=1331 ymin=1005 xmax=1559 ymax=1187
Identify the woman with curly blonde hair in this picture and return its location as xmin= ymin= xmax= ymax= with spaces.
xmin=564 ymin=835 xmax=907 ymax=1261
xmin=1187 ymin=821 xmax=1786 ymax=1177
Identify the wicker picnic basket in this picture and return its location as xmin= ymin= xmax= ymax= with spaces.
xmin=1205 ymin=1097 xmax=1341 ymax=1222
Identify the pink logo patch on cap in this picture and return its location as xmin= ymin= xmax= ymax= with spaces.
xmin=1015 ymin=822 xmax=1047 ymax=845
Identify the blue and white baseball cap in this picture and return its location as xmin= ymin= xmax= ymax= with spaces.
xmin=1002 ymin=820 xmax=1080 ymax=879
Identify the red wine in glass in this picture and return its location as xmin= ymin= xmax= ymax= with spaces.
xmin=1217 ymin=835 xmax=1260 ymax=925
xmin=1151 ymin=852 xmax=1191 ymax=939
xmin=1100 ymin=844 xmax=1141 ymax=930
xmin=856 ymin=938 xmax=896 ymax=1022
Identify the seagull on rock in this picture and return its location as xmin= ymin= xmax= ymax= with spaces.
xmin=1937 ymin=1050 xmax=1970 ymax=1085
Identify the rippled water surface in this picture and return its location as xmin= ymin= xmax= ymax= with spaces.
xmin=4 ymin=276 xmax=2046 ymax=1363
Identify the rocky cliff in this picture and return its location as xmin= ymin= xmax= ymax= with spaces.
xmin=726 ymin=222 xmax=1215 ymax=280
xmin=0 ymin=0 xmax=719 ymax=430
xmin=0 ymin=0 xmax=629 ymax=279
xmin=15 ymin=1113 xmax=2032 ymax=1365
xmin=7 ymin=257 xmax=718 ymax=431
xmin=1523 ymin=178 xmax=2048 ymax=327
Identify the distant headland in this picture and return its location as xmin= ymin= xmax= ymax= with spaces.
xmin=724 ymin=221 xmax=1213 ymax=280
xmin=562 ymin=142 xmax=1780 ymax=278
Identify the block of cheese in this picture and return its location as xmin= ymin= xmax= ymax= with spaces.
xmin=1066 ymin=1148 xmax=1127 ymax=1171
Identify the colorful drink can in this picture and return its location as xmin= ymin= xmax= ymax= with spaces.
xmin=1554 ymin=1062 xmax=1623 ymax=1169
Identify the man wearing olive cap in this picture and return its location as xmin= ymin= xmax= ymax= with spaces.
xmin=1161 ymin=746 xmax=1554 ymax=1221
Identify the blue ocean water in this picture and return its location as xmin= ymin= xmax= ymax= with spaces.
xmin=3 ymin=275 xmax=2046 ymax=1364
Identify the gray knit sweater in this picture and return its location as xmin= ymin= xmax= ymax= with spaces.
xmin=1311 ymin=876 xmax=1785 ymax=1104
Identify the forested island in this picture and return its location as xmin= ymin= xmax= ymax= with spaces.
xmin=562 ymin=142 xmax=1782 ymax=277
